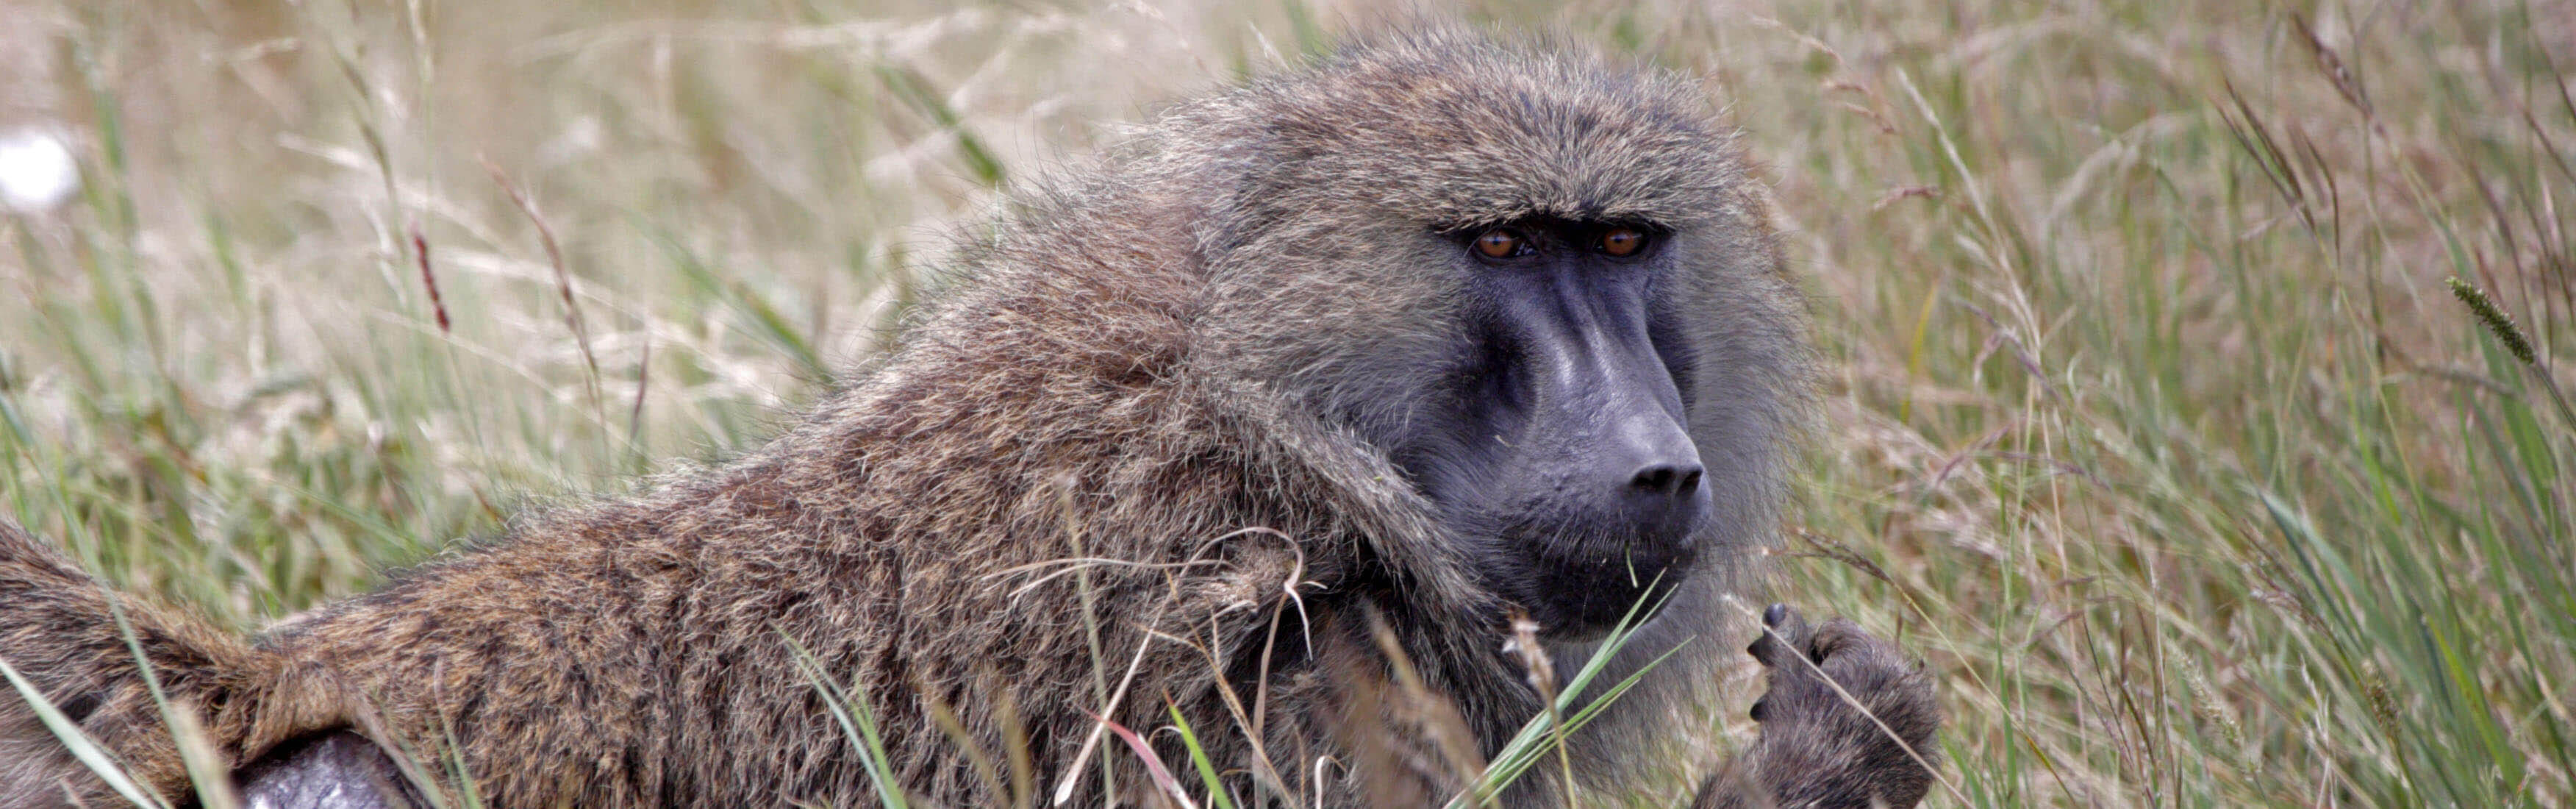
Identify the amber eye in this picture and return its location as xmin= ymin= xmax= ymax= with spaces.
xmin=1598 ymin=227 xmax=1647 ymax=257
xmin=1473 ymin=228 xmax=1527 ymax=258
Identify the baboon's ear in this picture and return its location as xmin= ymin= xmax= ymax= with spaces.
xmin=232 ymin=728 xmax=418 ymax=809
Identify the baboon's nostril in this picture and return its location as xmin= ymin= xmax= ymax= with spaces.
xmin=1630 ymin=463 xmax=1703 ymax=496
xmin=1632 ymin=466 xmax=1678 ymax=492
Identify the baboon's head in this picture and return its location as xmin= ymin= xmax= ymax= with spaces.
xmin=1176 ymin=31 xmax=1806 ymax=640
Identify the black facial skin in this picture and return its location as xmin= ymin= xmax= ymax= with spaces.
xmin=1391 ymin=217 xmax=1710 ymax=640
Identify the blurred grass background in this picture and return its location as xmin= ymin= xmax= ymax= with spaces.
xmin=0 ymin=0 xmax=2569 ymax=805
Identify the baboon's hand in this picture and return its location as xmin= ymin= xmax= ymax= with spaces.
xmin=1697 ymin=604 xmax=1940 ymax=808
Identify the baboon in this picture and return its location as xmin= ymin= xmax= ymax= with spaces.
xmin=0 ymin=26 xmax=1937 ymax=809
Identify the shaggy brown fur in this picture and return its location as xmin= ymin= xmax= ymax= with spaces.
xmin=0 ymin=27 xmax=1936 ymax=809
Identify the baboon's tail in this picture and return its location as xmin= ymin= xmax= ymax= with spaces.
xmin=0 ymin=518 xmax=346 ymax=808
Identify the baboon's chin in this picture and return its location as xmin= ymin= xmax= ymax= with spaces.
xmin=1509 ymin=546 xmax=1698 ymax=641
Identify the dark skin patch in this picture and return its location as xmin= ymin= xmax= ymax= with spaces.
xmin=232 ymin=730 xmax=419 ymax=809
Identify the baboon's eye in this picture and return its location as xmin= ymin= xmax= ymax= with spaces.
xmin=1598 ymin=227 xmax=1648 ymax=257
xmin=1473 ymin=228 xmax=1528 ymax=259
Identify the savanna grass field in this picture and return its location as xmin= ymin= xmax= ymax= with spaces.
xmin=0 ymin=0 xmax=2570 ymax=805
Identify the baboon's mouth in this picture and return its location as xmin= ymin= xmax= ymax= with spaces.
xmin=1501 ymin=532 xmax=1699 ymax=639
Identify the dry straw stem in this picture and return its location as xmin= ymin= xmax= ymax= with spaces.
xmin=482 ymin=156 xmax=605 ymax=418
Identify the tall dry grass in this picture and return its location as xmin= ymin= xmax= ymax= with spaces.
xmin=0 ymin=0 xmax=2569 ymax=805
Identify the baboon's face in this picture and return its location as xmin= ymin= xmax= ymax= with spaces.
xmin=1375 ymin=216 xmax=1709 ymax=639
xmin=1190 ymin=42 xmax=1787 ymax=641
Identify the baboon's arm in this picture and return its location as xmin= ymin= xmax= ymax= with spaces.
xmin=1693 ymin=605 xmax=1941 ymax=809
